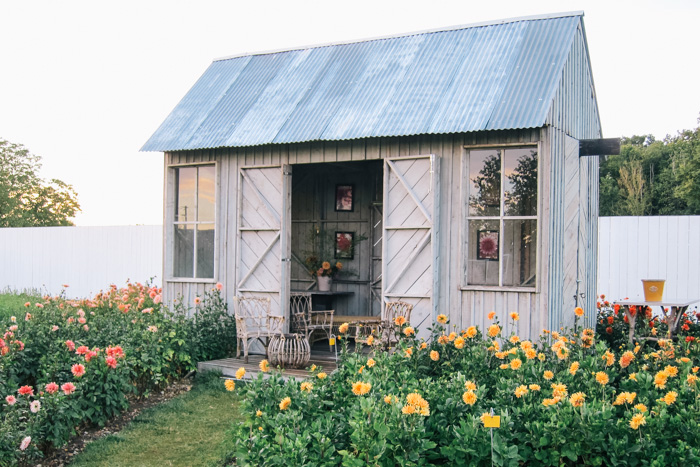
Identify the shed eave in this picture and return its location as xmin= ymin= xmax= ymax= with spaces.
xmin=143 ymin=125 xmax=549 ymax=153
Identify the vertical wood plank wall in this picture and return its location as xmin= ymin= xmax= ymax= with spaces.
xmin=3 ymin=218 xmax=698 ymax=316
xmin=545 ymin=22 xmax=603 ymax=331
xmin=163 ymin=128 xmax=554 ymax=336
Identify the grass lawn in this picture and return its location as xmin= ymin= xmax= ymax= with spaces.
xmin=0 ymin=290 xmax=42 ymax=320
xmin=70 ymin=372 xmax=241 ymax=467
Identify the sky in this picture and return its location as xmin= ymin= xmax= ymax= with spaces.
xmin=1 ymin=0 xmax=698 ymax=226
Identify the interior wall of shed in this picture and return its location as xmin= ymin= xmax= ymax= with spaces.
xmin=290 ymin=160 xmax=383 ymax=316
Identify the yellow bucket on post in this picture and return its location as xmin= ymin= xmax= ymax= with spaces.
xmin=642 ymin=280 xmax=665 ymax=302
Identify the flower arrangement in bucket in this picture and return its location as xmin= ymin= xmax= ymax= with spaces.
xmin=305 ymin=256 xmax=342 ymax=291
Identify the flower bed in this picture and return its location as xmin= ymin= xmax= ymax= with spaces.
xmin=230 ymin=306 xmax=700 ymax=466
xmin=0 ymin=282 xmax=236 ymax=465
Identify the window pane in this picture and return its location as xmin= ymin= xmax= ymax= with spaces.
xmin=502 ymin=219 xmax=536 ymax=287
xmin=175 ymin=167 xmax=196 ymax=222
xmin=468 ymin=150 xmax=501 ymax=216
xmin=174 ymin=224 xmax=194 ymax=277
xmin=197 ymin=166 xmax=215 ymax=222
xmin=504 ymin=148 xmax=537 ymax=216
xmin=467 ymin=220 xmax=499 ymax=286
xmin=196 ymin=224 xmax=215 ymax=279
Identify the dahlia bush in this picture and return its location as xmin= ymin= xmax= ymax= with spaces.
xmin=0 ymin=281 xmax=235 ymax=465
xmin=230 ymin=307 xmax=700 ymax=466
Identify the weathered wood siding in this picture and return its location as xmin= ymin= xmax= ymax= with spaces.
xmin=162 ymin=18 xmax=602 ymax=336
xmin=545 ymin=20 xmax=602 ymax=330
xmin=457 ymin=130 xmax=546 ymax=339
xmin=163 ymin=129 xmax=552 ymax=336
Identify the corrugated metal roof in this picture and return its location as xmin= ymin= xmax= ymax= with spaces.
xmin=142 ymin=12 xmax=583 ymax=152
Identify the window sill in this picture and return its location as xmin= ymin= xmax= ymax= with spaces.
xmin=460 ymin=286 xmax=538 ymax=293
xmin=165 ymin=278 xmax=218 ymax=284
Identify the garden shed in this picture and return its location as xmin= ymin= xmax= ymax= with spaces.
xmin=142 ymin=11 xmax=603 ymax=339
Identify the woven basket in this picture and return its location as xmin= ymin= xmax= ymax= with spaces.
xmin=267 ymin=333 xmax=311 ymax=369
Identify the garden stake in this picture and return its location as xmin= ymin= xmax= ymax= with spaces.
xmin=490 ymin=407 xmax=494 ymax=467
xmin=330 ymin=333 xmax=337 ymax=362
xmin=483 ymin=408 xmax=501 ymax=466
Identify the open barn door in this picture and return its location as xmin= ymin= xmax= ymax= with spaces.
xmin=236 ymin=165 xmax=291 ymax=323
xmin=382 ymin=155 xmax=440 ymax=338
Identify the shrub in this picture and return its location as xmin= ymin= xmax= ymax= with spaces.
xmin=230 ymin=308 xmax=700 ymax=466
xmin=0 ymin=281 xmax=236 ymax=465
xmin=596 ymin=294 xmax=700 ymax=349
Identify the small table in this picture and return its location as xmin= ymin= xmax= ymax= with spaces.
xmin=332 ymin=315 xmax=382 ymax=339
xmin=614 ymin=299 xmax=699 ymax=345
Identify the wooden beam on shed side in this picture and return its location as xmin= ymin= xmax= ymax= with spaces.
xmin=579 ymin=138 xmax=621 ymax=156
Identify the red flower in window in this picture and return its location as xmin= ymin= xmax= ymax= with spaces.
xmin=479 ymin=235 xmax=497 ymax=257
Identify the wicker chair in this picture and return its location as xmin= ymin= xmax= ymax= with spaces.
xmin=290 ymin=292 xmax=334 ymax=351
xmin=233 ymin=296 xmax=285 ymax=363
xmin=380 ymin=300 xmax=414 ymax=348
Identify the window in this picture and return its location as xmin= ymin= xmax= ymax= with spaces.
xmin=172 ymin=165 xmax=215 ymax=279
xmin=465 ymin=147 xmax=537 ymax=288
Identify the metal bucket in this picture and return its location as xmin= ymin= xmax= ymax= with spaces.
xmin=642 ymin=279 xmax=665 ymax=302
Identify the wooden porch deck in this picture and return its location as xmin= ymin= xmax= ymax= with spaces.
xmin=198 ymin=350 xmax=339 ymax=381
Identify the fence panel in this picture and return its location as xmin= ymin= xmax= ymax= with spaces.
xmin=598 ymin=216 xmax=700 ymax=302
xmin=1 ymin=218 xmax=698 ymax=305
xmin=0 ymin=225 xmax=162 ymax=299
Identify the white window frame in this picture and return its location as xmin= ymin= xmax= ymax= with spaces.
xmin=166 ymin=162 xmax=218 ymax=283
xmin=461 ymin=143 xmax=540 ymax=293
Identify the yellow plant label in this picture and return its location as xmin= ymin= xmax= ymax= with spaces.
xmin=483 ymin=415 xmax=500 ymax=428
xmin=329 ymin=338 xmax=336 ymax=346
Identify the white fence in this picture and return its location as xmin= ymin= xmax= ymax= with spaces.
xmin=0 ymin=218 xmax=698 ymax=303
xmin=0 ymin=225 xmax=162 ymax=299
xmin=598 ymin=216 xmax=700 ymax=302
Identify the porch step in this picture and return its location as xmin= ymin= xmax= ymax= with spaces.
xmin=198 ymin=352 xmax=338 ymax=381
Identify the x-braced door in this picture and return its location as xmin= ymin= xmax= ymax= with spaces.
xmin=236 ymin=165 xmax=291 ymax=323
xmin=382 ymin=155 xmax=440 ymax=338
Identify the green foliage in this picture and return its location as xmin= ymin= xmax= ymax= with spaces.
xmin=179 ymin=287 xmax=238 ymax=364
xmin=0 ymin=281 xmax=237 ymax=465
xmin=595 ymin=296 xmax=700 ymax=350
xmin=0 ymin=138 xmax=81 ymax=227
xmin=600 ymin=117 xmax=700 ymax=216
xmin=229 ymin=312 xmax=700 ymax=466
xmin=69 ymin=371 xmax=241 ymax=467
xmin=0 ymin=289 xmax=42 ymax=320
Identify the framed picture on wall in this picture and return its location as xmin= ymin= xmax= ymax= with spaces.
xmin=477 ymin=230 xmax=499 ymax=261
xmin=335 ymin=184 xmax=354 ymax=212
xmin=335 ymin=231 xmax=354 ymax=259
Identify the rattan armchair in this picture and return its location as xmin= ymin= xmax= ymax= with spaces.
xmin=290 ymin=292 xmax=334 ymax=351
xmin=380 ymin=300 xmax=414 ymax=348
xmin=233 ymin=296 xmax=285 ymax=363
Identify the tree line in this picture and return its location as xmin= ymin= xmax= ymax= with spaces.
xmin=2 ymin=116 xmax=699 ymax=227
xmin=600 ymin=117 xmax=700 ymax=216
xmin=0 ymin=139 xmax=80 ymax=227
